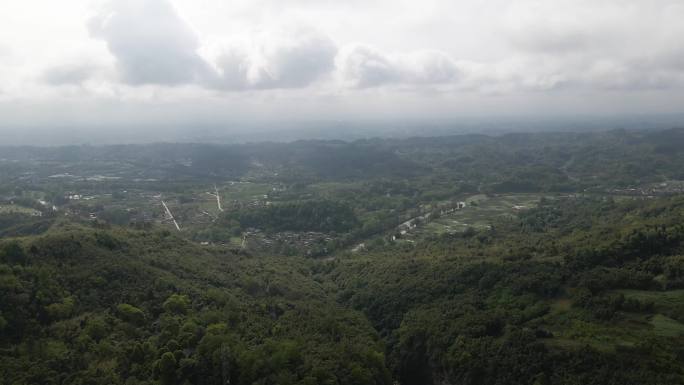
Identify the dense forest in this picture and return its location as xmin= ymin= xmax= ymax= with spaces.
xmin=1 ymin=128 xmax=684 ymax=384
xmin=0 ymin=225 xmax=390 ymax=385
xmin=332 ymin=196 xmax=684 ymax=384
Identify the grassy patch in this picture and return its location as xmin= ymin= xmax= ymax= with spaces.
xmin=217 ymin=182 xmax=274 ymax=201
xmin=613 ymin=289 xmax=684 ymax=322
xmin=414 ymin=194 xmax=545 ymax=235
xmin=0 ymin=205 xmax=41 ymax=216
xmin=649 ymin=314 xmax=684 ymax=337
xmin=549 ymin=298 xmax=573 ymax=315
xmin=614 ymin=289 xmax=684 ymax=309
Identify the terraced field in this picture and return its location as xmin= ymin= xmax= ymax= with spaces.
xmin=416 ymin=194 xmax=546 ymax=235
xmin=542 ymin=291 xmax=684 ymax=353
xmin=0 ymin=204 xmax=41 ymax=216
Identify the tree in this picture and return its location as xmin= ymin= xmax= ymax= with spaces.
xmin=0 ymin=241 xmax=26 ymax=265
xmin=157 ymin=352 xmax=177 ymax=385
xmin=163 ymin=294 xmax=190 ymax=315
xmin=117 ymin=303 xmax=146 ymax=325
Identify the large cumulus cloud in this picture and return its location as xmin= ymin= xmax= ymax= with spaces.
xmin=50 ymin=0 xmax=684 ymax=95
xmin=88 ymin=0 xmax=212 ymax=86
xmin=87 ymin=0 xmax=338 ymax=91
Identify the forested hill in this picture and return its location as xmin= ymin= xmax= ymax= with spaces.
xmin=0 ymin=224 xmax=390 ymax=385
xmin=2 ymin=127 xmax=684 ymax=186
xmin=2 ymin=197 xmax=684 ymax=384
xmin=332 ymin=196 xmax=684 ymax=384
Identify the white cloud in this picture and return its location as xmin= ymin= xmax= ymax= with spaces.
xmin=337 ymin=45 xmax=460 ymax=88
xmin=211 ymin=26 xmax=337 ymax=90
xmin=87 ymin=0 xmax=338 ymax=91
xmin=35 ymin=0 xmax=684 ymax=94
xmin=2 ymin=0 xmax=684 ymax=125
xmin=88 ymin=0 xmax=213 ymax=85
xmin=337 ymin=45 xmax=399 ymax=88
xmin=397 ymin=51 xmax=461 ymax=84
xmin=41 ymin=64 xmax=98 ymax=86
xmin=498 ymin=0 xmax=684 ymax=91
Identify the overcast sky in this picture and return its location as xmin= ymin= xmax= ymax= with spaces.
xmin=1 ymin=0 xmax=684 ymax=128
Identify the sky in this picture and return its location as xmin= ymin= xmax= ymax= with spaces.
xmin=1 ymin=0 xmax=684 ymax=129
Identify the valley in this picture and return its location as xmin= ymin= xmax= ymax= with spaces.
xmin=1 ymin=129 xmax=684 ymax=384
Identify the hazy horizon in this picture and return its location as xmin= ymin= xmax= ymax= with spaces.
xmin=0 ymin=113 xmax=683 ymax=146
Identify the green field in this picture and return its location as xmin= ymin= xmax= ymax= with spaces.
xmin=417 ymin=194 xmax=545 ymax=235
xmin=650 ymin=314 xmax=684 ymax=337
xmin=543 ymin=310 xmax=664 ymax=352
xmin=543 ymin=291 xmax=684 ymax=352
xmin=217 ymin=182 xmax=274 ymax=201
xmin=0 ymin=204 xmax=41 ymax=216
xmin=614 ymin=289 xmax=684 ymax=309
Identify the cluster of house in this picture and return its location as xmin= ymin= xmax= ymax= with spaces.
xmin=2 ymin=199 xmax=48 ymax=217
xmin=439 ymin=201 xmax=467 ymax=215
xmin=37 ymin=199 xmax=58 ymax=213
xmin=66 ymin=194 xmax=97 ymax=201
xmin=608 ymin=181 xmax=684 ymax=197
